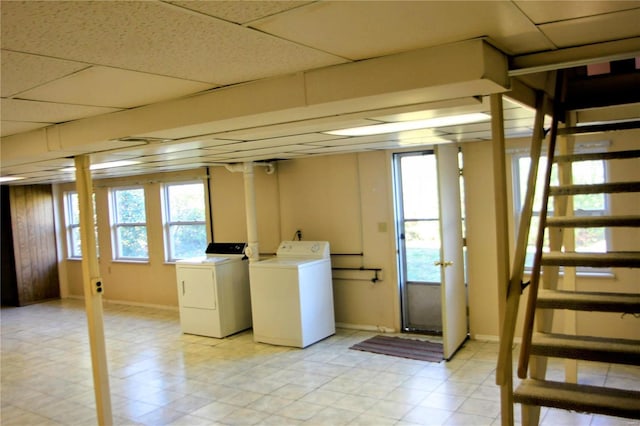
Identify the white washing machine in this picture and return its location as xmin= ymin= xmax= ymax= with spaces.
xmin=249 ymin=240 xmax=335 ymax=348
xmin=175 ymin=242 xmax=251 ymax=338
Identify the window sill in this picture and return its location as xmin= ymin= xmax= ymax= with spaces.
xmin=111 ymin=259 xmax=150 ymax=265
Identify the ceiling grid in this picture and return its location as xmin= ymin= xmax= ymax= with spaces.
xmin=1 ymin=0 xmax=638 ymax=184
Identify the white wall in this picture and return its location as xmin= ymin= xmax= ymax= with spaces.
xmin=55 ymin=129 xmax=639 ymax=339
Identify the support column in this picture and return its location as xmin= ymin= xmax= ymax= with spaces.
xmin=242 ymin=162 xmax=260 ymax=263
xmin=74 ymin=155 xmax=112 ymax=425
xmin=490 ymin=94 xmax=514 ymax=425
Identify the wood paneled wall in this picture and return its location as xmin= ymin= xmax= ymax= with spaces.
xmin=7 ymin=185 xmax=60 ymax=305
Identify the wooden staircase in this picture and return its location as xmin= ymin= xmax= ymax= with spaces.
xmin=514 ymin=141 xmax=640 ymax=422
xmin=496 ymin=67 xmax=640 ymax=425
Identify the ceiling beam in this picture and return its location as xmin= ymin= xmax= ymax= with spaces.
xmin=509 ymin=37 xmax=640 ymax=77
xmin=1 ymin=39 xmax=508 ymax=168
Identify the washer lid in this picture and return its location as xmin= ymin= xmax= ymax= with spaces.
xmin=252 ymin=257 xmax=325 ymax=268
xmin=177 ymin=256 xmax=231 ymax=265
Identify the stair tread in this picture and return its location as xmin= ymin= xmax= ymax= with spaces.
xmin=538 ymin=289 xmax=640 ymax=312
xmin=554 ymin=149 xmax=640 ymax=163
xmin=531 ymin=332 xmax=640 ymax=365
xmin=541 ymin=251 xmax=640 ymax=267
xmin=546 ymin=215 xmax=640 ymax=228
xmin=514 ymin=379 xmax=640 ymax=419
xmin=556 ymin=120 xmax=640 ymax=136
xmin=549 ymin=182 xmax=640 ymax=196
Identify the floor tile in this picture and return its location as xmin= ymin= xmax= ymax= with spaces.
xmin=2 ymin=299 xmax=639 ymax=426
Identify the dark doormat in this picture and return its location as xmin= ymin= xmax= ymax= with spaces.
xmin=349 ymin=335 xmax=444 ymax=362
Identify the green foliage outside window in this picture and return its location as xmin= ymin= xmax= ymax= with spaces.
xmin=165 ymin=182 xmax=207 ymax=261
xmin=113 ymin=187 xmax=148 ymax=260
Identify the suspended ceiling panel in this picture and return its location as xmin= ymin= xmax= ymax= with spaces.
xmin=169 ymin=1 xmax=314 ymax=25
xmin=1 ymin=98 xmax=120 ymax=124
xmin=513 ymin=1 xmax=640 ymax=24
xmin=0 ymin=1 xmax=345 ymax=84
xmin=0 ymin=50 xmax=88 ymax=97
xmin=16 ymin=67 xmax=215 ymax=108
xmin=212 ymin=117 xmax=377 ymax=141
xmin=0 ymin=121 xmax=52 ymax=137
xmin=538 ymin=8 xmax=640 ymax=48
xmin=251 ymin=1 xmax=552 ymax=59
xmin=2 ymin=1 xmax=639 ymax=184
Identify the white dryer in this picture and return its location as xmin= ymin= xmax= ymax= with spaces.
xmin=249 ymin=241 xmax=335 ymax=348
xmin=175 ymin=242 xmax=251 ymax=338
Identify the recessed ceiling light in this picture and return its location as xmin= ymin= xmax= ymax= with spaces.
xmin=0 ymin=176 xmax=26 ymax=183
xmin=60 ymin=160 xmax=141 ymax=172
xmin=325 ymin=113 xmax=490 ymax=136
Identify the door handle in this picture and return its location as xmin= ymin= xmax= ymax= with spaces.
xmin=434 ymin=260 xmax=454 ymax=267
xmin=182 ymin=281 xmax=185 ymax=295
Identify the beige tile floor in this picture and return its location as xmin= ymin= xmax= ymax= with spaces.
xmin=1 ymin=299 xmax=638 ymax=426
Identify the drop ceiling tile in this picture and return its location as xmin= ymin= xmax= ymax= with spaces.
xmin=137 ymin=149 xmax=209 ymax=163
xmin=1 ymin=1 xmax=345 ymax=84
xmin=222 ymin=152 xmax=303 ymax=163
xmin=17 ymin=66 xmax=214 ymax=108
xmin=514 ymin=1 xmax=640 ymax=24
xmin=241 ymin=133 xmax=345 ymax=147
xmin=169 ymin=1 xmax=312 ymax=24
xmin=0 ymin=120 xmax=49 ymax=137
xmin=226 ymin=144 xmax=310 ymax=157
xmin=252 ymin=1 xmax=550 ymax=59
xmin=204 ymin=135 xmax=334 ymax=151
xmin=90 ymin=151 xmax=141 ymax=164
xmin=539 ymin=8 xmax=640 ymax=48
xmin=1 ymin=51 xmax=89 ymax=97
xmin=1 ymin=98 xmax=121 ymax=123
xmin=372 ymin=97 xmax=485 ymax=122
xmin=216 ymin=117 xmax=376 ymax=140
xmin=297 ymin=145 xmax=378 ymax=154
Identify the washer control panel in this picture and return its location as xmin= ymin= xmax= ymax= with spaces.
xmin=276 ymin=241 xmax=330 ymax=259
xmin=205 ymin=242 xmax=247 ymax=255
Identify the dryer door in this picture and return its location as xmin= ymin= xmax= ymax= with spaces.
xmin=178 ymin=266 xmax=217 ymax=310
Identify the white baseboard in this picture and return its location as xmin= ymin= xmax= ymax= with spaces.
xmin=471 ymin=333 xmax=522 ymax=344
xmin=335 ymin=322 xmax=396 ymax=333
xmin=64 ymin=295 xmax=178 ymax=311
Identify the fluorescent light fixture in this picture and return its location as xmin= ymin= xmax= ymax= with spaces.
xmin=0 ymin=176 xmax=25 ymax=183
xmin=60 ymin=160 xmax=141 ymax=172
xmin=325 ymin=112 xmax=490 ymax=137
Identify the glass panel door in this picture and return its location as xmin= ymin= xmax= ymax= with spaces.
xmin=395 ymin=151 xmax=443 ymax=332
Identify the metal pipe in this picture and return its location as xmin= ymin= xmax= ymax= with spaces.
xmin=242 ymin=162 xmax=260 ymax=263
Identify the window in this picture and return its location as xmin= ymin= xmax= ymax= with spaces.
xmin=513 ymin=155 xmax=608 ymax=271
xmin=111 ymin=187 xmax=148 ymax=260
xmin=64 ymin=191 xmax=82 ymax=258
xmin=64 ymin=191 xmax=98 ymax=258
xmin=163 ymin=182 xmax=207 ymax=261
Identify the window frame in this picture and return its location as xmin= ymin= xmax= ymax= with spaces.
xmin=63 ymin=191 xmax=82 ymax=259
xmin=511 ymin=151 xmax=611 ymax=274
xmin=63 ymin=191 xmax=98 ymax=259
xmin=110 ymin=186 xmax=149 ymax=261
xmin=162 ymin=181 xmax=208 ymax=262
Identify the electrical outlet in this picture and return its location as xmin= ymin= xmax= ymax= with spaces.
xmin=91 ymin=278 xmax=104 ymax=295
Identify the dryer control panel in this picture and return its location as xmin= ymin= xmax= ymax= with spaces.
xmin=276 ymin=241 xmax=330 ymax=259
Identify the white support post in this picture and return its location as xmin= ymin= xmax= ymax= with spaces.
xmin=490 ymin=94 xmax=514 ymax=426
xmin=243 ymin=162 xmax=260 ymax=263
xmin=74 ymin=155 xmax=113 ymax=426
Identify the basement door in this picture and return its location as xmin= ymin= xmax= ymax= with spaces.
xmin=394 ymin=145 xmax=467 ymax=359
